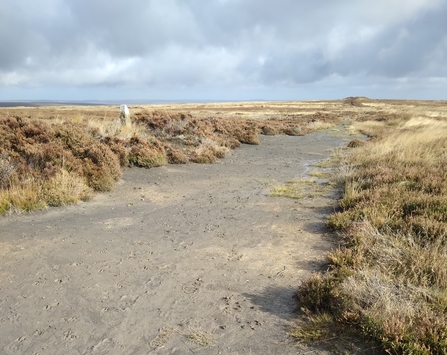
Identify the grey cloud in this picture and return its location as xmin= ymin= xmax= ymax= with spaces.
xmin=329 ymin=3 xmax=447 ymax=78
xmin=0 ymin=3 xmax=44 ymax=70
xmin=66 ymin=0 xmax=205 ymax=56
xmin=378 ymin=5 xmax=447 ymax=77
xmin=251 ymin=1 xmax=447 ymax=84
xmin=1 ymin=0 xmax=446 ymax=99
xmin=259 ymin=51 xmax=331 ymax=84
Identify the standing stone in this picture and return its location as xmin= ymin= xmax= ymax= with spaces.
xmin=120 ymin=104 xmax=131 ymax=127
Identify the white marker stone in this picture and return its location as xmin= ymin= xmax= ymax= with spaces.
xmin=120 ymin=104 xmax=131 ymax=127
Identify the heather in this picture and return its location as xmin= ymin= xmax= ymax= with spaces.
xmin=296 ymin=114 xmax=447 ymax=354
xmin=0 ymin=102 xmax=343 ymax=213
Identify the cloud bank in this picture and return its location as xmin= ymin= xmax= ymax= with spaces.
xmin=1 ymin=0 xmax=446 ymax=100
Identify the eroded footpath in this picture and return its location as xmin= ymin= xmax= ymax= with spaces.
xmin=0 ymin=129 xmax=351 ymax=355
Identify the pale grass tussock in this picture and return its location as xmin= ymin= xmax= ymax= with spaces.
xmin=308 ymin=120 xmax=333 ymax=131
xmin=353 ymin=118 xmax=447 ymax=164
xmin=191 ymin=138 xmax=229 ymax=163
xmin=300 ymin=114 xmax=447 ymax=354
xmin=0 ymin=178 xmax=46 ymax=214
xmin=88 ymin=118 xmax=146 ymax=139
xmin=0 ymin=170 xmax=92 ymax=213
xmin=0 ymin=157 xmax=16 ymax=189
xmin=197 ymin=138 xmax=228 ymax=155
xmin=43 ymin=169 xmax=93 ymax=206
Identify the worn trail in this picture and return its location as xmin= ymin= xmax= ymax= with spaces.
xmin=0 ymin=130 xmax=349 ymax=355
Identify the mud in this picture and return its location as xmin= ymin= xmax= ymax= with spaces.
xmin=0 ymin=128 xmax=352 ymax=354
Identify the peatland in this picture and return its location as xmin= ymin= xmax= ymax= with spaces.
xmin=1 ymin=98 xmax=447 ymax=354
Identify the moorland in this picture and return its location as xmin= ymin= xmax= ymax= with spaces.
xmin=1 ymin=98 xmax=447 ymax=354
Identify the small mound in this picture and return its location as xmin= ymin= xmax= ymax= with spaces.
xmin=343 ymin=97 xmax=367 ymax=107
xmin=347 ymin=138 xmax=367 ymax=148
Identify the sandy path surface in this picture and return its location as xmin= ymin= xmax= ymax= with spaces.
xmin=0 ymin=129 xmax=350 ymax=354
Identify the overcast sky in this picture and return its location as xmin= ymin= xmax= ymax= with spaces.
xmin=1 ymin=0 xmax=446 ymax=101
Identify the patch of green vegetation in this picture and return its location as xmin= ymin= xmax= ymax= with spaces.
xmin=308 ymin=170 xmax=331 ymax=179
xmin=269 ymin=178 xmax=333 ymax=199
xmin=269 ymin=179 xmax=316 ymax=199
xmin=186 ymin=328 xmax=211 ymax=347
xmin=292 ymin=312 xmax=333 ymax=342
xmin=311 ymin=158 xmax=338 ymax=168
xmin=292 ymin=308 xmax=383 ymax=354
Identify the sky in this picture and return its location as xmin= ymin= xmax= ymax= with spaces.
xmin=1 ymin=0 xmax=447 ymax=102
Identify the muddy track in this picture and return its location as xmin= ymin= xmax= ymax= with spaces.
xmin=0 ymin=129 xmax=351 ymax=354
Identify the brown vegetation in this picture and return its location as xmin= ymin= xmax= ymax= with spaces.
xmin=297 ymin=114 xmax=447 ymax=354
xmin=0 ymin=102 xmax=346 ymax=213
xmin=0 ymin=117 xmax=120 ymax=213
xmin=2 ymin=99 xmax=447 ymax=353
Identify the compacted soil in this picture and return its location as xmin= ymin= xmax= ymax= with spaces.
xmin=0 ymin=129 xmax=352 ymax=354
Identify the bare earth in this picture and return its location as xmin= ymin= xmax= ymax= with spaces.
xmin=0 ymin=129 xmax=351 ymax=354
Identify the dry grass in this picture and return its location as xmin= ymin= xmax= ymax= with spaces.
xmin=43 ymin=169 xmax=93 ymax=206
xmin=0 ymin=178 xmax=46 ymax=214
xmin=190 ymin=138 xmax=228 ymax=164
xmin=299 ymin=114 xmax=447 ymax=354
xmin=0 ymin=102 xmax=346 ymax=214
xmin=307 ymin=170 xmax=331 ymax=179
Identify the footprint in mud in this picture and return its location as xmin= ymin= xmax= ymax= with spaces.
xmin=90 ymin=338 xmax=115 ymax=353
xmin=61 ymin=316 xmax=78 ymax=323
xmin=8 ymin=336 xmax=28 ymax=352
xmin=227 ymin=247 xmax=243 ymax=261
xmin=64 ymin=329 xmax=77 ymax=341
xmin=44 ymin=301 xmax=59 ymax=310
xmin=34 ymin=279 xmax=47 ymax=286
xmin=240 ymin=320 xmax=263 ymax=330
xmin=221 ymin=296 xmax=262 ymax=330
xmin=222 ymin=296 xmax=244 ymax=314
xmin=156 ymin=264 xmax=177 ymax=274
xmin=149 ymin=327 xmax=174 ymax=348
xmin=181 ymin=278 xmax=204 ymax=294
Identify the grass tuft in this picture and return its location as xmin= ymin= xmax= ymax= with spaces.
xmin=291 ymin=312 xmax=333 ymax=342
xmin=0 ymin=179 xmax=46 ymax=214
xmin=270 ymin=178 xmax=333 ymax=199
xmin=43 ymin=169 xmax=93 ymax=206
